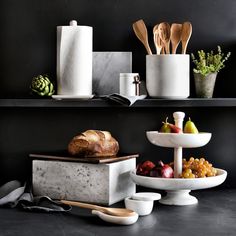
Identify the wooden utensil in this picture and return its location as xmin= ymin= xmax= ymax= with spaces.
xmin=158 ymin=22 xmax=171 ymax=54
xmin=181 ymin=22 xmax=192 ymax=54
xmin=153 ymin=24 xmax=162 ymax=55
xmin=133 ymin=19 xmax=152 ymax=55
xmin=61 ymin=200 xmax=137 ymax=217
xmin=170 ymin=23 xmax=182 ymax=54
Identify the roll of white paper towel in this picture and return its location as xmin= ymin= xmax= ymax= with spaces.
xmin=57 ymin=20 xmax=93 ymax=96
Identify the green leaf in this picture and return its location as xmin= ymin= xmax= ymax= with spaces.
xmin=191 ymin=46 xmax=231 ymax=76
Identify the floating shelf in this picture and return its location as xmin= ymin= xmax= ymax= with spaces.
xmin=1 ymin=98 xmax=236 ymax=108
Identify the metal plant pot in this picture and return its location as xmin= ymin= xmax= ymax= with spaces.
xmin=194 ymin=72 xmax=217 ymax=98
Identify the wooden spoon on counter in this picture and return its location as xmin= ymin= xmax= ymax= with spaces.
xmin=61 ymin=200 xmax=136 ymax=217
xmin=133 ymin=19 xmax=152 ymax=55
xmin=170 ymin=23 xmax=182 ymax=54
xmin=158 ymin=22 xmax=171 ymax=54
xmin=181 ymin=22 xmax=192 ymax=54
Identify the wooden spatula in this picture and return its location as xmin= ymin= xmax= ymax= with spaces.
xmin=158 ymin=22 xmax=171 ymax=54
xmin=153 ymin=24 xmax=163 ymax=55
xmin=181 ymin=22 xmax=192 ymax=54
xmin=61 ymin=200 xmax=136 ymax=217
xmin=133 ymin=19 xmax=152 ymax=55
xmin=170 ymin=23 xmax=182 ymax=54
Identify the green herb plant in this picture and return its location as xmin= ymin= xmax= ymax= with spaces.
xmin=191 ymin=46 xmax=231 ymax=77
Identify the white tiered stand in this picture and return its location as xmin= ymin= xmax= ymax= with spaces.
xmin=130 ymin=111 xmax=227 ymax=205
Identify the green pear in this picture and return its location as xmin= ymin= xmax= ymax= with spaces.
xmin=184 ymin=117 xmax=199 ymax=134
xmin=160 ymin=117 xmax=171 ymax=133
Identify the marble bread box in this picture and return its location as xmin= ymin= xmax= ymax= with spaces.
xmin=32 ymin=157 xmax=136 ymax=205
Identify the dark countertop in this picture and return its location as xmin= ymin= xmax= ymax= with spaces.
xmin=0 ymin=189 xmax=235 ymax=236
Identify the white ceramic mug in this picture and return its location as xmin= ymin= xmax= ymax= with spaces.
xmin=119 ymin=73 xmax=139 ymax=96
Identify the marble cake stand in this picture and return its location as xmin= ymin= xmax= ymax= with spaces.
xmin=130 ymin=112 xmax=227 ymax=206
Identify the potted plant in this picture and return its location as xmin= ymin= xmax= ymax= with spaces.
xmin=191 ymin=46 xmax=231 ymax=98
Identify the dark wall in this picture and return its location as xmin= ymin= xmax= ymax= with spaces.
xmin=0 ymin=107 xmax=235 ymax=188
xmin=0 ymin=1 xmax=236 ymax=188
xmin=1 ymin=0 xmax=236 ymax=97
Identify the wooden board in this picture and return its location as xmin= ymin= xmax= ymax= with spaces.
xmin=29 ymin=153 xmax=139 ymax=164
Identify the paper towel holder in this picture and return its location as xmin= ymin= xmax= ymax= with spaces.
xmin=57 ymin=19 xmax=93 ymax=96
xmin=70 ymin=20 xmax=78 ymax=26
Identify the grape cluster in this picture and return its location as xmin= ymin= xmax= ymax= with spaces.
xmin=180 ymin=157 xmax=217 ymax=178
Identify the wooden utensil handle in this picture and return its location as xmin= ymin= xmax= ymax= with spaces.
xmin=182 ymin=41 xmax=188 ymax=54
xmin=61 ymin=200 xmax=103 ymax=211
xmin=172 ymin=45 xmax=177 ymax=54
xmin=145 ymin=44 xmax=153 ymax=55
xmin=165 ymin=44 xmax=170 ymax=54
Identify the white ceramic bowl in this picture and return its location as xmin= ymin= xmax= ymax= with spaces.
xmin=124 ymin=197 xmax=154 ymax=216
xmin=146 ymin=131 xmax=212 ymax=148
xmin=132 ymin=192 xmax=161 ymax=201
xmin=130 ymin=169 xmax=227 ymax=205
xmin=130 ymin=168 xmax=227 ymax=191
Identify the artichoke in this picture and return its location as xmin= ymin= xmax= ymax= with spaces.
xmin=30 ymin=75 xmax=55 ymax=96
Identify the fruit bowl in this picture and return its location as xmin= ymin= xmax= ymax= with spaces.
xmin=130 ymin=169 xmax=227 ymax=205
xmin=146 ymin=131 xmax=212 ymax=148
xmin=137 ymin=111 xmax=227 ymax=205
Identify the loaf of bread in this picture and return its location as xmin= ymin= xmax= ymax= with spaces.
xmin=68 ymin=130 xmax=119 ymax=157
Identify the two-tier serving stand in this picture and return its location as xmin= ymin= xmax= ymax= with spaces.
xmin=130 ymin=111 xmax=227 ymax=205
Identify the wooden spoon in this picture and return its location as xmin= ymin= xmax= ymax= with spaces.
xmin=153 ymin=24 xmax=162 ymax=55
xmin=170 ymin=23 xmax=182 ymax=54
xmin=158 ymin=22 xmax=171 ymax=54
xmin=133 ymin=19 xmax=152 ymax=55
xmin=181 ymin=22 xmax=192 ymax=54
xmin=61 ymin=200 xmax=136 ymax=217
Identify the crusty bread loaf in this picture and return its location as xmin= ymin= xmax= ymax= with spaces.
xmin=68 ymin=130 xmax=119 ymax=157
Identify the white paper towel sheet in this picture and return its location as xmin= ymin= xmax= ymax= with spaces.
xmin=57 ymin=21 xmax=93 ymax=96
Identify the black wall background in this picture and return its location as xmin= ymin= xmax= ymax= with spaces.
xmin=0 ymin=0 xmax=236 ymax=188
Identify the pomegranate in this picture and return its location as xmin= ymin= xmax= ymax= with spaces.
xmin=158 ymin=161 xmax=174 ymax=178
xmin=136 ymin=160 xmax=155 ymax=176
xmin=149 ymin=167 xmax=161 ymax=177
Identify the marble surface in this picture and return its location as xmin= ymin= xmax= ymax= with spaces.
xmin=130 ymin=169 xmax=227 ymax=191
xmin=92 ymin=210 xmax=139 ymax=225
xmin=130 ymin=169 xmax=227 ymax=205
xmin=146 ymin=55 xmax=189 ymax=98
xmin=146 ymin=131 xmax=212 ymax=148
xmin=93 ymin=52 xmax=132 ymax=95
xmin=33 ymin=158 xmax=136 ymax=205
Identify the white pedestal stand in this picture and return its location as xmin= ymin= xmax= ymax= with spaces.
xmin=159 ymin=190 xmax=198 ymax=205
xmin=130 ymin=111 xmax=227 ymax=206
xmin=159 ymin=112 xmax=198 ymax=205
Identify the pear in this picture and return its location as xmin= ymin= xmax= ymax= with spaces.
xmin=160 ymin=117 xmax=171 ymax=133
xmin=184 ymin=117 xmax=199 ymax=134
xmin=160 ymin=117 xmax=182 ymax=133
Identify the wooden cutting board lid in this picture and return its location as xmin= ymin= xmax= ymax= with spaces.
xmin=29 ymin=153 xmax=139 ymax=164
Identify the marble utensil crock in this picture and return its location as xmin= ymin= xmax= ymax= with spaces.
xmin=146 ymin=55 xmax=190 ymax=98
xmin=32 ymin=158 xmax=136 ymax=206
